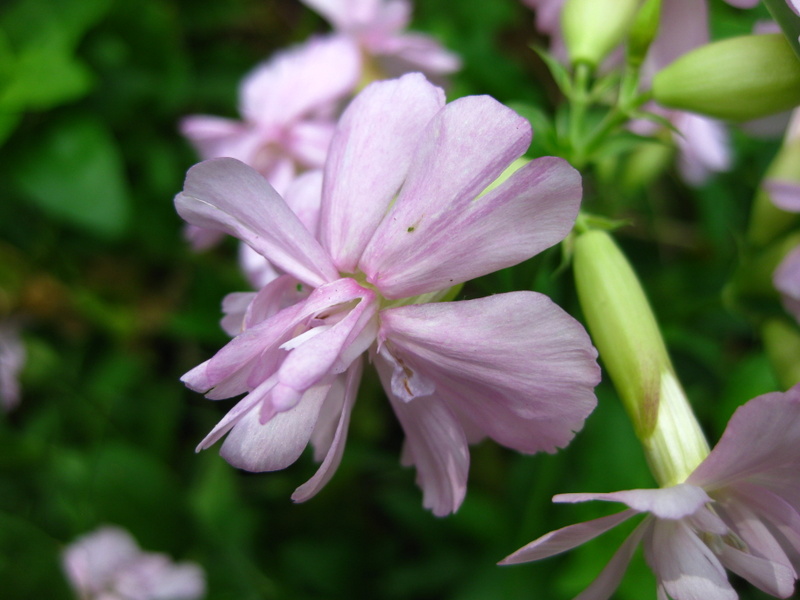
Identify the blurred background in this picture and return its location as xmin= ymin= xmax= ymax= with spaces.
xmin=0 ymin=0 xmax=785 ymax=598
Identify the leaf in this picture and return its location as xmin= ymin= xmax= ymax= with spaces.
xmin=12 ymin=117 xmax=131 ymax=238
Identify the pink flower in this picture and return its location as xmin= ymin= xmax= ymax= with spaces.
xmin=62 ymin=526 xmax=205 ymax=600
xmin=0 ymin=320 xmax=25 ymax=412
xmin=180 ymin=34 xmax=360 ymax=197
xmin=301 ymin=0 xmax=460 ymax=81
xmin=502 ymin=385 xmax=800 ymax=600
xmin=175 ymin=73 xmax=600 ymax=515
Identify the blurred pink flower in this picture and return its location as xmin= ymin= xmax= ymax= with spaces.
xmin=175 ymin=73 xmax=600 ymax=515
xmin=301 ymin=0 xmax=460 ymax=81
xmin=502 ymin=385 xmax=800 ymax=600
xmin=0 ymin=320 xmax=25 ymax=412
xmin=62 ymin=526 xmax=205 ymax=600
xmin=181 ymin=35 xmax=359 ymax=195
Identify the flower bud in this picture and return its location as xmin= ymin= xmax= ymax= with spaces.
xmin=574 ymin=230 xmax=709 ymax=486
xmin=653 ymin=34 xmax=800 ymax=121
xmin=562 ymin=0 xmax=640 ymax=68
xmin=627 ymin=0 xmax=662 ymax=69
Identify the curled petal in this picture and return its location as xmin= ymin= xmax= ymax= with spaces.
xmin=219 ymin=383 xmax=330 ymax=472
xmin=175 ymin=158 xmax=339 ymax=287
xmin=379 ymin=292 xmax=599 ymax=454
xmin=292 ymin=358 xmax=363 ymax=502
xmin=715 ymin=543 xmax=796 ymax=598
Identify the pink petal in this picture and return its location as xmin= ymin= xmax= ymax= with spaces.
xmin=371 ymin=32 xmax=461 ymax=78
xmin=499 ymin=509 xmax=638 ymax=564
xmin=728 ymin=482 xmax=800 ymax=562
xmin=301 ymin=0 xmax=388 ymax=30
xmin=220 ymin=291 xmax=257 ymax=336
xmin=179 ymin=115 xmax=259 ymax=163
xmin=715 ymin=543 xmax=796 ymax=598
xmin=375 ymin=353 xmax=469 ymax=516
xmin=688 ymin=385 xmax=800 ymax=504
xmin=175 ymin=157 xmax=339 ymax=287
xmin=378 ymin=292 xmax=599 ymax=454
xmin=574 ymin=519 xmax=651 ymax=600
xmin=673 ymin=113 xmax=731 ymax=185
xmin=362 ymin=154 xmax=581 ymax=298
xmin=62 ymin=526 xmax=141 ymax=594
xmin=555 ymin=484 xmax=713 ymax=520
xmin=292 ymin=358 xmax=363 ymax=502
xmin=775 ymin=245 xmax=800 ymax=324
xmin=319 ymin=73 xmax=445 ymax=273
xmin=287 ymin=121 xmax=337 ymax=169
xmin=238 ymin=242 xmax=279 ymax=290
xmin=219 ymin=383 xmax=330 ymax=471
xmin=239 ymin=35 xmax=360 ymax=127
xmin=646 ymin=0 xmax=709 ymax=75
xmin=644 ymin=519 xmax=737 ymax=600
xmin=766 ymin=179 xmax=800 ymax=212
xmin=270 ymin=282 xmax=378 ymax=414
xmin=0 ymin=321 xmax=25 ymax=412
xmin=283 ymin=169 xmax=324 ymax=238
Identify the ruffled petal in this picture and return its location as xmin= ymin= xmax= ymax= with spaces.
xmin=320 ymin=73 xmax=445 ymax=272
xmin=375 ymin=351 xmax=469 ymax=516
xmin=239 ymin=35 xmax=360 ymax=127
xmin=362 ymin=153 xmax=581 ymax=298
xmin=644 ymin=519 xmax=737 ymax=600
xmin=499 ymin=509 xmax=638 ymax=564
xmin=555 ymin=484 xmax=713 ymax=521
xmin=378 ymin=292 xmax=599 ymax=454
xmin=688 ymin=385 xmax=800 ymax=505
xmin=175 ymin=157 xmax=339 ymax=287
xmin=287 ymin=121 xmax=337 ymax=169
xmin=219 ymin=383 xmax=330 ymax=471
xmin=220 ymin=291 xmax=258 ymax=336
xmin=292 ymin=358 xmax=363 ymax=502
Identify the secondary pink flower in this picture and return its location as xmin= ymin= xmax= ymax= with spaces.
xmin=62 ymin=526 xmax=205 ymax=600
xmin=180 ymin=34 xmax=360 ymax=197
xmin=301 ymin=0 xmax=460 ymax=81
xmin=175 ymin=73 xmax=600 ymax=515
xmin=502 ymin=385 xmax=800 ymax=600
xmin=0 ymin=320 xmax=25 ymax=412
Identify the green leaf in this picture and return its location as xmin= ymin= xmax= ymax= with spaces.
xmin=12 ymin=117 xmax=131 ymax=238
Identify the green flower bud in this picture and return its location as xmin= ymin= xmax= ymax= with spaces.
xmin=627 ymin=0 xmax=662 ymax=69
xmin=653 ymin=34 xmax=800 ymax=121
xmin=574 ymin=230 xmax=709 ymax=486
xmin=562 ymin=0 xmax=640 ymax=68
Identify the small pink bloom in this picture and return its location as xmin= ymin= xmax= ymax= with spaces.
xmin=62 ymin=526 xmax=205 ymax=600
xmin=176 ymin=74 xmax=600 ymax=515
xmin=301 ymin=0 xmax=460 ymax=81
xmin=180 ymin=34 xmax=360 ymax=196
xmin=502 ymin=386 xmax=800 ymax=600
xmin=0 ymin=320 xmax=25 ymax=412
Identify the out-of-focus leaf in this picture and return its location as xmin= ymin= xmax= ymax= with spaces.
xmin=12 ymin=117 xmax=131 ymax=238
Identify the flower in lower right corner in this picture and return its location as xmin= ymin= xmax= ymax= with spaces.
xmin=501 ymin=384 xmax=800 ymax=600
